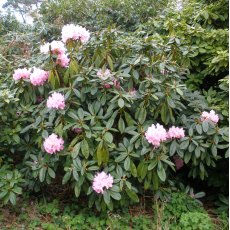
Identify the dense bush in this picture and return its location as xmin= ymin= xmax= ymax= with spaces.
xmin=0 ymin=20 xmax=228 ymax=211
xmin=0 ymin=3 xmax=228 ymax=227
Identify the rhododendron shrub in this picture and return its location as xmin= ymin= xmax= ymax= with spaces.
xmin=5 ymin=26 xmax=228 ymax=209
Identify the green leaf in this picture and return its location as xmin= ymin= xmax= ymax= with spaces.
xmin=130 ymin=160 xmax=137 ymax=177
xmin=202 ymin=121 xmax=209 ymax=132
xmin=125 ymin=189 xmax=139 ymax=202
xmin=12 ymin=187 xmax=22 ymax=194
xmin=48 ymin=70 xmax=56 ymax=89
xmin=160 ymin=104 xmax=167 ymax=123
xmin=62 ymin=171 xmax=71 ymax=184
xmin=104 ymin=132 xmax=113 ymax=143
xmin=167 ymin=97 xmax=176 ymax=108
xmin=111 ymin=185 xmax=120 ymax=192
xmin=152 ymin=170 xmax=159 ymax=191
xmin=148 ymin=160 xmax=158 ymax=171
xmin=110 ymin=191 xmax=121 ymax=200
xmin=180 ymin=140 xmax=189 ymax=150
xmin=124 ymin=157 xmax=130 ymax=171
xmin=211 ymin=145 xmax=217 ymax=157
xmin=9 ymin=192 xmax=16 ymax=205
xmin=0 ymin=191 xmax=7 ymax=199
xmin=124 ymin=112 xmax=136 ymax=126
xmin=118 ymin=117 xmax=125 ymax=134
xmin=74 ymin=184 xmax=81 ymax=198
xmin=96 ymin=143 xmax=109 ymax=166
xmin=81 ymin=139 xmax=89 ymax=159
xmin=194 ymin=192 xmax=205 ymax=199
xmin=132 ymin=69 xmax=139 ymax=80
xmin=107 ymin=55 xmax=114 ymax=70
xmin=39 ymin=167 xmax=46 ymax=182
xmin=13 ymin=135 xmax=20 ymax=144
xmin=157 ymin=167 xmax=166 ymax=182
xmin=72 ymin=142 xmax=81 ymax=158
xmin=137 ymin=108 xmax=146 ymax=124
xmin=195 ymin=146 xmax=201 ymax=158
xmin=48 ymin=168 xmax=55 ymax=179
xmin=170 ymin=140 xmax=177 ymax=156
xmin=118 ymin=98 xmax=124 ymax=108
xmin=184 ymin=152 xmax=192 ymax=164
xmin=188 ymin=143 xmax=196 ymax=152
xmin=176 ymin=88 xmax=183 ymax=96
xmin=199 ymin=162 xmax=204 ymax=173
xmin=77 ymin=108 xmax=84 ymax=120
xmin=196 ymin=124 xmax=203 ymax=134
xmin=64 ymin=69 xmax=70 ymax=85
xmin=103 ymin=190 xmax=110 ymax=205
xmin=73 ymin=168 xmax=79 ymax=181
xmin=115 ymin=154 xmax=127 ymax=163
xmin=140 ymin=164 xmax=148 ymax=180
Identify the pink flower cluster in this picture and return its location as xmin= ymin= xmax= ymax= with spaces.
xmin=13 ymin=68 xmax=30 ymax=81
xmin=145 ymin=124 xmax=185 ymax=148
xmin=145 ymin=124 xmax=168 ymax=148
xmin=30 ymin=68 xmax=49 ymax=86
xmin=43 ymin=133 xmax=64 ymax=154
xmin=40 ymin=40 xmax=70 ymax=68
xmin=40 ymin=41 xmax=66 ymax=55
xmin=56 ymin=53 xmax=70 ymax=68
xmin=201 ymin=110 xmax=219 ymax=124
xmin=97 ymin=68 xmax=112 ymax=80
xmin=47 ymin=92 xmax=65 ymax=110
xmin=61 ymin=24 xmax=90 ymax=44
xmin=92 ymin=172 xmax=113 ymax=194
xmin=167 ymin=126 xmax=185 ymax=139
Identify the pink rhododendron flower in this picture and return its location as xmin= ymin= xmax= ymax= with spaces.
xmin=56 ymin=53 xmax=70 ymax=67
xmin=145 ymin=124 xmax=168 ymax=148
xmin=30 ymin=68 xmax=49 ymax=86
xmin=92 ymin=172 xmax=113 ymax=194
xmin=97 ymin=68 xmax=111 ymax=80
xmin=43 ymin=133 xmax=64 ymax=154
xmin=167 ymin=126 xmax=185 ymax=139
xmin=61 ymin=24 xmax=90 ymax=44
xmin=201 ymin=110 xmax=219 ymax=124
xmin=47 ymin=92 xmax=65 ymax=110
xmin=13 ymin=68 xmax=30 ymax=81
xmin=40 ymin=40 xmax=66 ymax=55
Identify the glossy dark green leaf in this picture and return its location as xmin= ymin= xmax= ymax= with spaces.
xmin=103 ymin=190 xmax=110 ymax=205
xmin=48 ymin=167 xmax=55 ymax=179
xmin=124 ymin=157 xmax=130 ymax=171
xmin=62 ymin=171 xmax=71 ymax=184
xmin=157 ymin=167 xmax=166 ymax=182
xmin=81 ymin=139 xmax=89 ymax=159
xmin=125 ymin=189 xmax=139 ymax=203
xmin=170 ymin=140 xmax=177 ymax=156
xmin=180 ymin=140 xmax=189 ymax=150
xmin=202 ymin=121 xmax=209 ymax=132
xmin=118 ymin=117 xmax=125 ymax=134
xmin=118 ymin=98 xmax=124 ymax=108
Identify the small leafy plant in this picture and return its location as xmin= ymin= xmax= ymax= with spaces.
xmin=179 ymin=212 xmax=214 ymax=230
